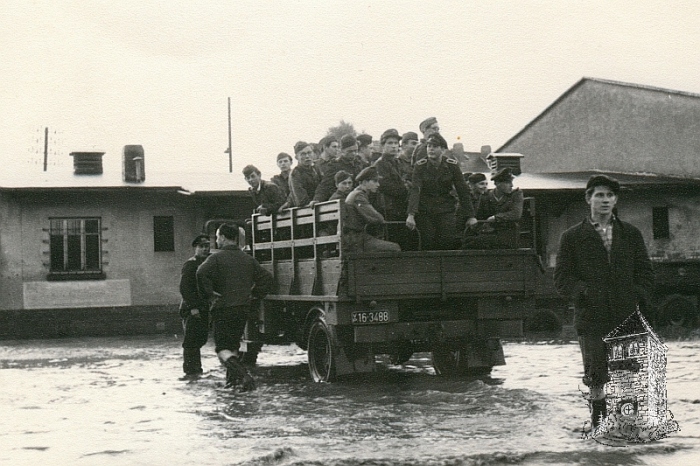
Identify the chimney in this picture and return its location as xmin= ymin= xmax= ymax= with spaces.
xmin=123 ymin=145 xmax=145 ymax=183
xmin=70 ymin=151 xmax=104 ymax=175
xmin=486 ymin=152 xmax=523 ymax=175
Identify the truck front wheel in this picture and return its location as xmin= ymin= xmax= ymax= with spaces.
xmin=307 ymin=319 xmax=337 ymax=382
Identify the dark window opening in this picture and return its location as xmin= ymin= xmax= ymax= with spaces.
xmin=154 ymin=216 xmax=175 ymax=252
xmin=49 ymin=218 xmax=102 ymax=275
xmin=652 ymin=207 xmax=669 ymax=240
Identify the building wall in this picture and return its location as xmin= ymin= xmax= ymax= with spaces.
xmin=0 ymin=190 xmax=204 ymax=312
xmin=502 ymin=80 xmax=700 ymax=178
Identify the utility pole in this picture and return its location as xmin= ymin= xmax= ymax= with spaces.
xmin=43 ymin=127 xmax=49 ymax=171
xmin=227 ymin=97 xmax=232 ymax=173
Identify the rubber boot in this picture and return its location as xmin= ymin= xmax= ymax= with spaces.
xmin=591 ymin=398 xmax=607 ymax=429
xmin=182 ymin=348 xmax=203 ymax=378
xmin=223 ymin=356 xmax=256 ymax=392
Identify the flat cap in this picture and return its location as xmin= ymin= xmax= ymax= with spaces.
xmin=586 ymin=174 xmax=620 ymax=194
xmin=294 ymin=141 xmax=311 ymax=154
xmin=357 ymin=134 xmax=373 ymax=147
xmin=340 ymin=134 xmax=358 ymax=150
xmin=468 ymin=172 xmax=487 ymax=184
xmin=401 ymin=131 xmax=418 ymax=144
xmin=355 ymin=166 xmax=380 ymax=183
xmin=277 ymin=152 xmax=292 ymax=161
xmin=380 ymin=128 xmax=401 ymax=144
xmin=191 ymin=234 xmax=210 ymax=247
xmin=425 ymin=133 xmax=448 ymax=149
xmin=419 ymin=117 xmax=437 ymax=134
xmin=491 ymin=167 xmax=515 ymax=183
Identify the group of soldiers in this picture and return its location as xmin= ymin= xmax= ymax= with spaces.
xmin=242 ymin=116 xmax=525 ymax=252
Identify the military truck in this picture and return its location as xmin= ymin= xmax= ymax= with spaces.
xmin=244 ymin=200 xmax=541 ymax=381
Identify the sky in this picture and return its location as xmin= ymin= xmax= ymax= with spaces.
xmin=3 ymin=0 xmax=700 ymax=181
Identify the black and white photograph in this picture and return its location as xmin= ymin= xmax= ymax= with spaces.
xmin=1 ymin=1 xmax=699 ymax=465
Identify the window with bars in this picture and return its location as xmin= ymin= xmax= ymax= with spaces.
xmin=49 ymin=218 xmax=102 ymax=276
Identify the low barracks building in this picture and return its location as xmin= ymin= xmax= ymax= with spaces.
xmin=0 ymin=148 xmax=253 ymax=339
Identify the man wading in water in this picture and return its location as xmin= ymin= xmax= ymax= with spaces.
xmin=554 ymin=175 xmax=653 ymax=429
xmin=196 ymin=223 xmax=274 ymax=391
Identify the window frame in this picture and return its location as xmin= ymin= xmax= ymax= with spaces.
xmin=48 ymin=217 xmax=105 ymax=281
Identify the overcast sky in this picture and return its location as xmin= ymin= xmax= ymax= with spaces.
xmin=3 ymin=0 xmax=700 ymax=180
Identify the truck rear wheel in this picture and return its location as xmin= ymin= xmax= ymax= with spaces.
xmin=432 ymin=340 xmax=501 ymax=376
xmin=432 ymin=346 xmax=491 ymax=376
xmin=658 ymin=294 xmax=697 ymax=327
xmin=307 ymin=318 xmax=337 ymax=382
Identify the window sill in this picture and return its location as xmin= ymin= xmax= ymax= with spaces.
xmin=47 ymin=272 xmax=106 ymax=281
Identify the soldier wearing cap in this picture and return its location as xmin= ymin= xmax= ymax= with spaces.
xmin=271 ymin=152 xmax=293 ymax=200
xmin=456 ymin=172 xmax=489 ymax=234
xmin=373 ymin=129 xmax=408 ymax=222
xmin=406 ymin=133 xmax=475 ymax=250
xmin=328 ymin=170 xmax=354 ymax=201
xmin=178 ymin=234 xmax=211 ymax=379
xmin=411 ymin=116 xmax=442 ymax=165
xmin=554 ymin=174 xmax=653 ymax=429
xmin=397 ymin=131 xmax=418 ymax=186
xmin=462 ymin=167 xmax=524 ymax=249
xmin=357 ymin=134 xmax=373 ymax=167
xmin=242 ymin=164 xmax=287 ymax=216
xmin=343 ymin=167 xmax=401 ymax=253
xmin=313 ymin=134 xmax=365 ymax=203
xmin=289 ymin=141 xmax=321 ymax=207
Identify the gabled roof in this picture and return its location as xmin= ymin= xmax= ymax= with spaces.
xmin=497 ymin=77 xmax=700 ymax=153
xmin=604 ymin=309 xmax=665 ymax=348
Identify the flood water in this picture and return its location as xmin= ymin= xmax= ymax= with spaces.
xmin=1 ymin=335 xmax=699 ymax=466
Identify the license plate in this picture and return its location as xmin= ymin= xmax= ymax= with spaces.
xmin=352 ymin=310 xmax=392 ymax=325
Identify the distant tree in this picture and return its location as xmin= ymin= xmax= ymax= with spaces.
xmin=326 ymin=120 xmax=357 ymax=141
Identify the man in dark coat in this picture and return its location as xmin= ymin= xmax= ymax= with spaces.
xmin=197 ymin=223 xmax=275 ymax=391
xmin=178 ymin=234 xmax=211 ymax=379
xmin=406 ymin=133 xmax=475 ymax=250
xmin=554 ymin=174 xmax=653 ymax=429
xmin=289 ymin=141 xmax=321 ymax=207
xmin=313 ymin=134 xmax=365 ymax=203
xmin=462 ymin=168 xmax=523 ymax=249
xmin=373 ymin=129 xmax=408 ymax=221
xmin=271 ymin=152 xmax=293 ymax=199
xmin=243 ymin=164 xmax=286 ymax=215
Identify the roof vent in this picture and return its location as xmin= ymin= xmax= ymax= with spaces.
xmin=123 ymin=145 xmax=145 ymax=183
xmin=486 ymin=152 xmax=523 ymax=175
xmin=70 ymin=151 xmax=104 ymax=175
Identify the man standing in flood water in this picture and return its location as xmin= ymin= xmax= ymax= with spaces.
xmin=554 ymin=175 xmax=653 ymax=429
xmin=197 ymin=223 xmax=274 ymax=391
xmin=178 ymin=234 xmax=211 ymax=380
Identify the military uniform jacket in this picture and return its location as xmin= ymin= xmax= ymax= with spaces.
xmin=196 ymin=245 xmax=274 ymax=309
xmin=343 ymin=187 xmax=385 ymax=232
xmin=270 ymin=172 xmax=291 ymax=198
xmin=476 ymin=188 xmax=524 ymax=228
xmin=554 ymin=217 xmax=653 ymax=336
xmin=408 ymin=156 xmax=474 ymax=217
xmin=289 ymin=164 xmax=321 ymax=207
xmin=373 ymin=154 xmax=408 ymax=220
xmin=179 ymin=255 xmax=209 ymax=318
xmin=313 ymin=157 xmax=364 ymax=203
xmin=249 ymin=180 xmax=286 ymax=214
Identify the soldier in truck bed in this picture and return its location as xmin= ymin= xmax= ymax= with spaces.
xmin=289 ymin=141 xmax=321 ymax=208
xmin=462 ymin=167 xmax=524 ymax=250
xmin=343 ymin=166 xmax=401 ymax=254
xmin=242 ymin=164 xmax=286 ymax=215
xmin=406 ymin=133 xmax=476 ymax=250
